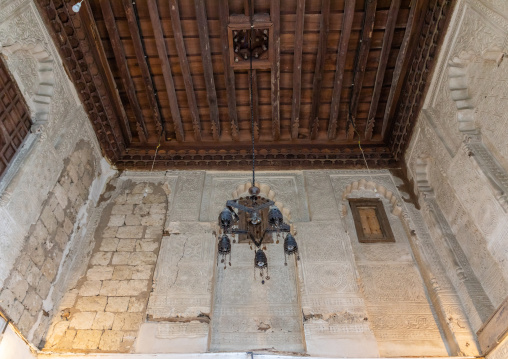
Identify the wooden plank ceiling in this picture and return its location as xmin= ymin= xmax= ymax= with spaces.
xmin=35 ymin=0 xmax=453 ymax=170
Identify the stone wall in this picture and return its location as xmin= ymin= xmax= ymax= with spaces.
xmin=405 ymin=0 xmax=508 ymax=334
xmin=35 ymin=169 xmax=480 ymax=357
xmin=0 ymin=0 xmax=112 ymax=350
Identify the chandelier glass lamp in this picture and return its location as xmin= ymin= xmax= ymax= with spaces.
xmin=216 ymin=1 xmax=298 ymax=284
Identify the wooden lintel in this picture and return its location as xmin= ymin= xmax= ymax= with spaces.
xmin=122 ymin=0 xmax=163 ymax=138
xmin=195 ymin=0 xmax=220 ymax=140
xmin=477 ymin=296 xmax=508 ymax=355
xmin=169 ymin=0 xmax=202 ymax=141
xmin=271 ymin=0 xmax=281 ymax=140
xmin=328 ymin=0 xmax=356 ymax=140
xmin=381 ymin=0 xmax=418 ymax=139
xmin=347 ymin=0 xmax=377 ymax=140
xmin=147 ymin=0 xmax=184 ymax=142
xmin=100 ymin=0 xmax=145 ymax=143
xmin=309 ymin=0 xmax=331 ymax=140
xmin=290 ymin=0 xmax=305 ymax=140
xmin=366 ymin=0 xmax=400 ymax=140
xmin=219 ymin=0 xmax=240 ymax=141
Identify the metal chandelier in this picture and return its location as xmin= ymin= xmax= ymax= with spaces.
xmin=216 ymin=1 xmax=299 ymax=284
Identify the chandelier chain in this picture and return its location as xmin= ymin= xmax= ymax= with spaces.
xmin=249 ymin=0 xmax=255 ymax=187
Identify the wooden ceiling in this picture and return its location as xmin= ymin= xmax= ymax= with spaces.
xmin=35 ymin=0 xmax=453 ymax=169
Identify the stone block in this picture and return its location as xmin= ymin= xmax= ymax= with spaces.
xmin=44 ymin=321 xmax=69 ymax=349
xmin=76 ymin=296 xmax=107 ymax=312
xmin=135 ymin=240 xmax=159 ymax=252
xmin=69 ymin=312 xmax=96 ymax=330
xmin=46 ymin=195 xmax=59 ymax=212
xmin=99 ymin=280 xmax=121 ymax=296
xmin=117 ymin=239 xmax=136 ymax=252
xmin=144 ymin=226 xmax=162 ymax=240
xmin=99 ymin=330 xmax=124 ymax=351
xmin=102 ymin=226 xmax=118 ymax=238
xmin=128 ymin=297 xmax=146 ymax=312
xmin=116 ymin=226 xmax=143 ymax=239
xmin=22 ymin=290 xmax=42 ymax=316
xmin=59 ymin=290 xmax=78 ymax=309
xmin=63 ymin=217 xmax=74 ymax=235
xmin=115 ymin=195 xmax=126 ymax=205
xmin=134 ymin=204 xmax=150 ymax=216
xmin=15 ymin=254 xmax=31 ymax=276
xmin=87 ymin=266 xmax=113 ymax=280
xmin=112 ymin=266 xmax=132 ymax=280
xmin=54 ymin=227 xmax=69 ymax=249
xmin=28 ymin=236 xmax=46 ymax=268
xmin=53 ymin=182 xmax=69 ymax=209
xmin=112 ymin=252 xmax=130 ymax=265
xmin=143 ymin=193 xmax=166 ymax=204
xmin=131 ymin=265 xmax=153 ymax=280
xmin=25 ymin=260 xmax=42 ymax=287
xmin=67 ymin=183 xmax=80 ymax=204
xmin=59 ymin=174 xmax=72 ymax=192
xmin=6 ymin=271 xmax=29 ymax=302
xmin=124 ymin=214 xmax=141 ymax=226
xmin=41 ymin=257 xmax=58 ymax=282
xmin=91 ymin=312 xmax=115 ymax=330
xmin=126 ymin=194 xmax=144 ymax=204
xmin=112 ymin=313 xmax=143 ymax=331
xmin=116 ymin=280 xmax=148 ymax=296
xmin=100 ymin=237 xmax=119 ymax=252
xmin=150 ymin=203 xmax=167 ymax=214
xmin=90 ymin=252 xmax=112 ymax=266
xmin=130 ymin=252 xmax=157 ymax=265
xmin=108 ymin=215 xmax=125 ymax=227
xmin=67 ymin=163 xmax=80 ymax=184
xmin=132 ymin=184 xmax=150 ymax=194
xmin=37 ymin=275 xmax=52 ymax=299
xmin=0 ymin=289 xmax=24 ymax=322
xmin=72 ymin=330 xmax=102 ymax=350
xmin=17 ymin=310 xmax=36 ymax=335
xmin=79 ymin=280 xmax=102 ymax=296
xmin=112 ymin=204 xmax=134 ymax=215
xmin=32 ymin=221 xmax=49 ymax=243
xmin=105 ymin=297 xmax=130 ymax=312
xmin=141 ymin=214 xmax=165 ymax=226
xmin=53 ymin=203 xmax=65 ymax=223
xmin=40 ymin=205 xmax=58 ymax=234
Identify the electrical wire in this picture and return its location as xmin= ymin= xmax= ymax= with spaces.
xmin=249 ymin=0 xmax=256 ymax=187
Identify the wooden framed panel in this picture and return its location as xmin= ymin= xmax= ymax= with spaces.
xmin=349 ymin=198 xmax=395 ymax=243
xmin=0 ymin=58 xmax=31 ymax=178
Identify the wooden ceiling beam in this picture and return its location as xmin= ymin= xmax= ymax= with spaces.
xmin=271 ymin=0 xmax=281 ymax=140
xmin=309 ymin=0 xmax=331 ymax=140
xmin=365 ymin=0 xmax=400 ymax=140
xmin=328 ymin=0 xmax=356 ymax=140
xmin=381 ymin=0 xmax=419 ymax=139
xmin=290 ymin=0 xmax=305 ymax=140
xmin=169 ymin=0 xmax=202 ymax=141
xmin=100 ymin=0 xmax=146 ymax=143
xmin=147 ymin=0 xmax=184 ymax=142
xmin=346 ymin=0 xmax=377 ymax=140
xmin=219 ymin=0 xmax=240 ymax=141
xmin=122 ymin=0 xmax=164 ymax=139
xmin=195 ymin=0 xmax=220 ymax=140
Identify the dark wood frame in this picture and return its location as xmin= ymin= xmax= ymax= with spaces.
xmin=349 ymin=198 xmax=395 ymax=243
xmin=228 ymin=21 xmax=273 ymax=70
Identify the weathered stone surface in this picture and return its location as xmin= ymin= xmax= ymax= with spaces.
xmin=99 ymin=330 xmax=124 ymax=351
xmin=150 ymin=203 xmax=166 ymax=214
xmin=32 ymin=221 xmax=49 ymax=244
xmin=91 ymin=312 xmax=115 ymax=330
xmin=27 ymin=236 xmax=46 ymax=267
xmin=41 ymin=257 xmax=58 ymax=282
xmin=129 ymin=252 xmax=156 ymax=265
xmin=40 ymin=206 xmax=58 ymax=234
xmin=99 ymin=280 xmax=121 ymax=296
xmin=112 ymin=252 xmax=130 ymax=265
xmin=112 ymin=313 xmax=143 ymax=331
xmin=112 ymin=266 xmax=132 ymax=280
xmin=108 ymin=215 xmax=125 ymax=227
xmin=54 ymin=203 xmax=65 ymax=223
xmin=53 ymin=183 xmax=69 ymax=209
xmin=25 ymin=260 xmax=42 ymax=287
xmin=116 ymin=226 xmax=143 ymax=239
xmin=37 ymin=275 xmax=52 ymax=299
xmin=87 ymin=266 xmax=114 ymax=280
xmin=133 ymin=204 xmax=150 ymax=216
xmin=0 ymin=289 xmax=24 ymax=322
xmin=117 ymin=239 xmax=136 ymax=252
xmin=6 ymin=271 xmax=29 ymax=302
xmin=140 ymin=214 xmax=165 ymax=226
xmin=17 ymin=310 xmax=36 ymax=334
xmin=79 ymin=280 xmax=102 ymax=296
xmin=75 ymin=296 xmax=107 ymax=312
xmin=112 ymin=204 xmax=134 ymax=215
xmin=90 ymin=252 xmax=112 ymax=266
xmin=124 ymin=214 xmax=141 ymax=226
xmin=23 ymin=291 xmax=43 ymax=316
xmin=73 ymin=330 xmax=102 ymax=350
xmin=102 ymin=226 xmax=118 ymax=238
xmin=100 ymin=238 xmax=119 ymax=252
xmin=63 ymin=217 xmax=74 ymax=235
xmin=54 ymin=228 xmax=69 ymax=249
xmin=131 ymin=265 xmax=153 ymax=280
xmin=116 ymin=280 xmax=148 ymax=296
xmin=128 ymin=297 xmax=146 ymax=312
xmin=105 ymin=297 xmax=130 ymax=312
xmin=135 ymin=240 xmax=159 ymax=252
xmin=69 ymin=312 xmax=96 ymax=330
